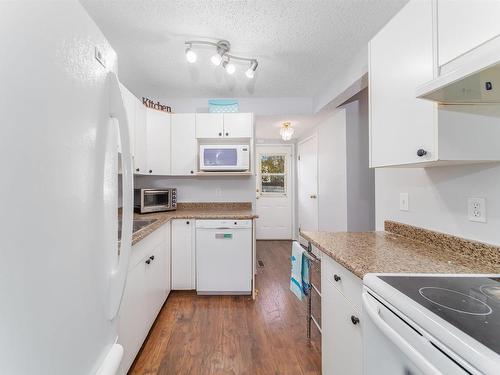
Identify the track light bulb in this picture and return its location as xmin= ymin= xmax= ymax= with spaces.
xmin=223 ymin=61 xmax=236 ymax=75
xmin=211 ymin=53 xmax=223 ymax=66
xmin=245 ymin=61 xmax=258 ymax=79
xmin=185 ymin=47 xmax=197 ymax=63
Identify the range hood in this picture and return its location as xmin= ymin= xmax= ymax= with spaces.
xmin=416 ymin=37 xmax=500 ymax=104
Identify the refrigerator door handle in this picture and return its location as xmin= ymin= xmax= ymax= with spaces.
xmin=108 ymin=72 xmax=133 ymax=320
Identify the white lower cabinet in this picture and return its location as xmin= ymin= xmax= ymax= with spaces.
xmin=118 ymin=223 xmax=171 ymax=375
xmin=321 ymin=256 xmax=363 ymax=375
xmin=171 ymin=219 xmax=195 ymax=290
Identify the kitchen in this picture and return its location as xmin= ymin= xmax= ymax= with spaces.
xmin=1 ymin=1 xmax=499 ymax=375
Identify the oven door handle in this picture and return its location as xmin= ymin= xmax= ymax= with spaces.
xmin=362 ymin=292 xmax=442 ymax=375
xmin=144 ymin=190 xmax=170 ymax=194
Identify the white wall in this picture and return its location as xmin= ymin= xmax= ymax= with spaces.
xmin=344 ymin=89 xmax=375 ymax=231
xmin=297 ymin=88 xmax=374 ymax=233
xmin=318 ymin=110 xmax=348 ymax=231
xmin=376 ymin=163 xmax=500 ymax=245
xmin=135 ymin=175 xmax=256 ymax=204
xmin=153 ymin=97 xmax=313 ymax=116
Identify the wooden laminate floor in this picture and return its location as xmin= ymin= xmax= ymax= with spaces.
xmin=129 ymin=240 xmax=321 ymax=375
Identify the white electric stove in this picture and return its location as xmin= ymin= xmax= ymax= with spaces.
xmin=363 ymin=274 xmax=500 ymax=375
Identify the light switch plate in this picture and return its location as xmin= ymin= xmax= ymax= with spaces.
xmin=468 ymin=197 xmax=486 ymax=223
xmin=399 ymin=193 xmax=409 ymax=211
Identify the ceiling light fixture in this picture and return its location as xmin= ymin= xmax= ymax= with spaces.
xmin=280 ymin=122 xmax=294 ymax=141
xmin=223 ymin=59 xmax=236 ymax=75
xmin=185 ymin=39 xmax=258 ymax=78
xmin=185 ymin=45 xmax=197 ymax=63
xmin=245 ymin=60 xmax=258 ymax=79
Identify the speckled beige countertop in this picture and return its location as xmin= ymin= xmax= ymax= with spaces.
xmin=300 ymin=221 xmax=500 ymax=279
xmin=130 ymin=202 xmax=257 ymax=245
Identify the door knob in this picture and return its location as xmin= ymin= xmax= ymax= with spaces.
xmin=417 ymin=149 xmax=427 ymax=157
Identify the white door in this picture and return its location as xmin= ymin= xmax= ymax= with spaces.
xmin=298 ymin=136 xmax=318 ymax=233
xmin=134 ymin=103 xmax=148 ymax=174
xmin=438 ymin=0 xmax=500 ymax=66
xmin=171 ymin=113 xmax=196 ymax=175
xmin=195 ymin=113 xmax=224 ymax=139
xmin=255 ymin=145 xmax=293 ymax=239
xmin=146 ymin=108 xmax=171 ymax=175
xmin=223 ymin=113 xmax=253 ymax=138
xmin=171 ymin=219 xmax=195 ymax=290
xmin=369 ymin=0 xmax=436 ymax=167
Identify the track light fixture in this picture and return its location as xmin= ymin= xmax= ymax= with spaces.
xmin=185 ymin=44 xmax=197 ymax=63
xmin=185 ymin=39 xmax=258 ymax=78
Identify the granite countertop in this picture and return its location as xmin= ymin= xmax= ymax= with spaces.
xmin=300 ymin=221 xmax=500 ymax=279
xmin=130 ymin=202 xmax=257 ymax=245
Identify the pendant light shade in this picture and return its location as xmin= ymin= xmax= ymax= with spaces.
xmin=280 ymin=122 xmax=294 ymax=141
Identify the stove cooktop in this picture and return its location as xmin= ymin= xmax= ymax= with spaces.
xmin=379 ymin=275 xmax=500 ymax=355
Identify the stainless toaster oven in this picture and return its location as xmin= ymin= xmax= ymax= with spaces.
xmin=134 ymin=188 xmax=177 ymax=213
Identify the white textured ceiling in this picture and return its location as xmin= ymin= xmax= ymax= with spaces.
xmin=81 ymin=0 xmax=407 ymax=98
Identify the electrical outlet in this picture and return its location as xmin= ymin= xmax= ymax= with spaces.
xmin=399 ymin=193 xmax=409 ymax=211
xmin=468 ymin=197 xmax=486 ymax=223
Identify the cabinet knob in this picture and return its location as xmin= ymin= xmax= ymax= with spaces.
xmin=186 ymin=221 xmax=190 ymax=225
xmin=145 ymin=259 xmax=151 ymax=265
xmin=225 ymin=132 xmax=229 ymax=136
xmin=135 ymin=168 xmax=140 ymax=172
xmin=149 ymin=255 xmax=155 ymax=261
xmin=190 ymin=170 xmax=194 ymax=174
xmin=218 ymin=132 xmax=222 ymax=136
xmin=149 ymin=169 xmax=152 ymax=174
xmin=417 ymin=149 xmax=427 ymax=157
xmin=333 ymin=274 xmax=341 ymax=282
xmin=351 ymin=315 xmax=360 ymax=325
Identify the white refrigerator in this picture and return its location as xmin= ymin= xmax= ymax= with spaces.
xmin=0 ymin=2 xmax=133 ymax=374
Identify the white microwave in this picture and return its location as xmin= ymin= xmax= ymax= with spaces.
xmin=199 ymin=144 xmax=250 ymax=171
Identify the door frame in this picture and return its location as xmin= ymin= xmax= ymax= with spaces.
xmin=255 ymin=143 xmax=295 ymax=240
xmin=297 ymin=133 xmax=319 ymax=238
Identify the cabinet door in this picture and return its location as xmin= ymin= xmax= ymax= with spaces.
xmin=147 ymin=242 xmax=168 ymax=324
xmin=369 ymin=0 xmax=436 ymax=167
xmin=119 ymin=83 xmax=136 ymax=156
xmin=118 ymin=258 xmax=149 ymax=375
xmin=171 ymin=113 xmax=196 ymax=175
xmin=134 ymin=103 xmax=148 ymax=174
xmin=171 ymin=219 xmax=195 ymax=289
xmin=438 ymin=0 xmax=500 ymax=66
xmin=146 ymin=108 xmax=171 ymax=175
xmin=195 ymin=113 xmax=224 ymax=139
xmin=322 ymin=281 xmax=362 ymax=375
xmin=223 ymin=113 xmax=253 ymax=138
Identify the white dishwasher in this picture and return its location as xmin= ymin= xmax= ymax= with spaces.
xmin=196 ymin=219 xmax=252 ymax=295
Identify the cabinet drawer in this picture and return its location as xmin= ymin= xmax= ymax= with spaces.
xmin=129 ymin=223 xmax=166 ymax=270
xmin=322 ymin=281 xmax=362 ymax=375
xmin=322 ymin=255 xmax=362 ymax=311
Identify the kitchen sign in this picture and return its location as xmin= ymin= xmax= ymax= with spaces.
xmin=142 ymin=97 xmax=172 ymax=113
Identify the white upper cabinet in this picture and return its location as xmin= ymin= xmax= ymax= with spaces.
xmin=195 ymin=113 xmax=253 ymax=139
xmin=370 ymin=0 xmax=500 ymax=167
xmin=146 ymin=108 xmax=171 ymax=175
xmin=171 ymin=113 xmax=196 ymax=175
xmin=119 ymin=83 xmax=136 ymax=156
xmin=223 ymin=113 xmax=253 ymax=138
xmin=133 ymin=102 xmax=148 ymax=174
xmin=369 ymin=0 xmax=436 ymax=167
xmin=196 ymin=113 xmax=224 ymax=138
xmin=437 ymin=0 xmax=500 ymax=67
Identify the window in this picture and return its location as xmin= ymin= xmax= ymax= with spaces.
xmin=260 ymin=154 xmax=287 ymax=195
